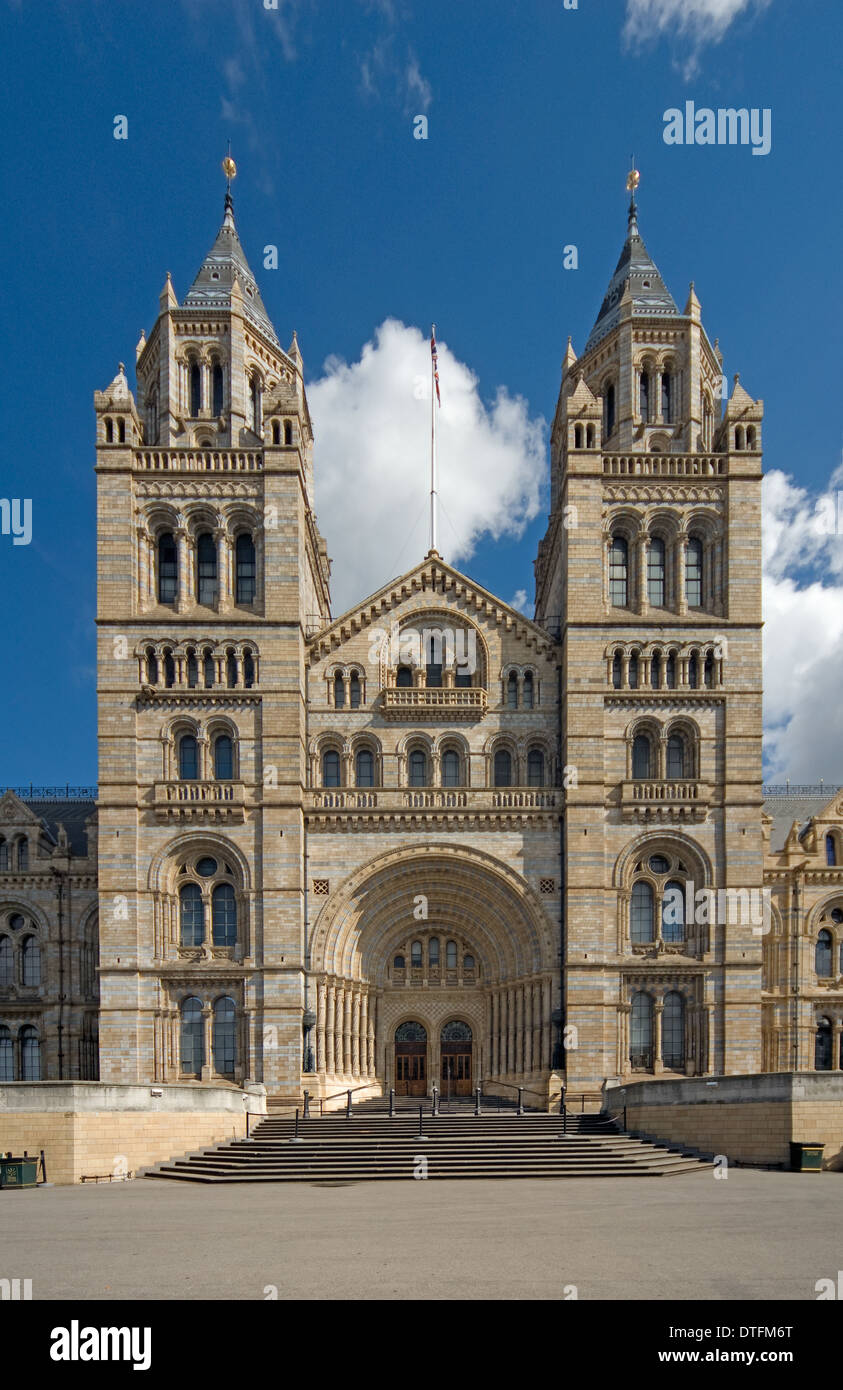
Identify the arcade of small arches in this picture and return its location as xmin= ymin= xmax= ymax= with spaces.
xmin=621 ymin=984 xmax=706 ymax=1076
xmin=311 ymin=732 xmax=554 ymax=790
xmin=0 ymin=835 xmax=30 ymax=871
xmin=608 ymin=641 xmax=723 ymax=692
xmin=149 ymin=843 xmax=250 ymax=961
xmin=138 ymin=640 xmax=258 ymax=691
xmin=626 ymin=717 xmax=700 ymax=782
xmin=161 ymin=716 xmax=241 ymax=783
xmin=606 ymin=510 xmax=723 ymax=615
xmin=137 ymin=505 xmax=260 ymax=611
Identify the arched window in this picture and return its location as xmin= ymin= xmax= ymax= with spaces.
xmin=236 ymin=534 xmax=256 ymax=605
xmin=21 ymin=936 xmax=40 ymax=987
xmin=214 ymin=735 xmax=233 ymax=780
xmin=334 ymin=672 xmax=346 ymax=709
xmin=661 ymin=372 xmax=672 ymax=423
xmin=17 ymin=839 xmax=28 ymax=871
xmin=442 ymin=749 xmax=461 ymax=788
xmin=410 ymin=942 xmax=423 ymax=968
xmin=271 ymin=421 xmax=280 ymax=445
xmin=665 ymin=652 xmax=677 ymax=689
xmin=688 ymin=653 xmax=699 ymax=690
xmin=647 ymin=538 xmax=665 ymax=607
xmin=105 ymin=418 xmax=114 ymax=443
xmin=197 ymin=532 xmax=217 ymax=606
xmin=630 ymin=881 xmax=655 ymax=943
xmin=180 ymin=883 xmax=205 ymax=947
xmin=146 ymin=647 xmax=159 ymax=685
xmin=662 ymin=882 xmax=685 ymax=944
xmin=686 ymin=537 xmax=703 ymax=608
xmin=632 ymin=734 xmax=653 ymax=780
xmin=651 ymin=651 xmax=662 ymax=690
xmin=735 ymin=426 xmax=745 ymax=451
xmin=826 ymin=834 xmax=837 ymax=867
xmin=426 ymin=637 xmax=442 ymax=688
xmin=639 ymin=371 xmax=650 ymax=421
xmin=815 ymin=1017 xmax=832 ymax=1071
xmin=396 ymin=1020 xmax=426 ymax=1042
xmin=0 ymin=1025 xmax=12 ymax=1081
xmin=630 ymin=993 xmax=653 ymax=1069
xmin=396 ymin=665 xmax=413 ymax=688
xmin=816 ymin=930 xmax=833 ymax=978
xmin=527 ymin=747 xmax=545 ymax=788
xmin=409 ymin=749 xmax=428 ymax=788
xmin=356 ymin=749 xmax=375 ymax=788
xmin=213 ymin=997 xmax=237 ymax=1075
xmin=0 ymin=937 xmax=13 ymax=987
xmin=164 ymin=650 xmax=176 ymax=688
xmin=441 ymin=1020 xmax=472 ymax=1042
xmin=612 ymin=650 xmax=623 ymax=689
xmin=243 ymin=651 xmax=255 ymax=689
xmin=393 ymin=955 xmax=405 ymax=970
xmin=507 ymin=672 xmax=519 ymax=709
xmin=704 ymin=651 xmax=714 ymax=688
xmin=604 ymin=382 xmax=616 ymax=437
xmin=158 ymin=532 xmax=178 ymax=604
xmin=609 ymin=535 xmax=629 ymax=607
xmin=20 ymin=1025 xmax=40 ymax=1081
xmin=463 ymin=954 xmax=475 ymax=972
xmin=349 ymin=673 xmax=361 ymax=709
xmin=181 ymin=997 xmax=204 ymax=1075
xmin=628 ymin=652 xmax=639 ymax=689
xmin=212 ymin=884 xmax=237 ymax=948
xmin=249 ymin=374 xmax=261 ymax=434
xmin=212 ymin=363 xmax=224 ymax=416
xmin=586 ymin=425 xmax=595 ymax=448
xmin=186 ymin=649 xmax=199 ymax=688
xmin=666 ymin=733 xmax=688 ymax=780
xmin=189 ymin=361 xmax=202 ymax=416
xmin=662 ymin=992 xmax=684 ymax=1069
xmin=322 ymin=750 xmax=341 ymax=788
xmin=226 ymin=650 xmax=237 ymax=687
xmin=179 ymin=733 xmax=199 ymax=781
xmin=446 ymin=940 xmax=458 ymax=969
xmin=203 ymin=649 xmax=214 ymax=688
xmin=574 ymin=424 xmax=583 ymax=449
xmin=523 ymin=671 xmax=535 ymax=709
xmin=428 ymin=936 xmax=440 ymax=967
xmin=284 ymin=420 xmax=293 ymax=446
xmin=494 ymin=748 xmax=513 ymax=788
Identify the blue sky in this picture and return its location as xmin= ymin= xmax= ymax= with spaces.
xmin=0 ymin=0 xmax=840 ymax=784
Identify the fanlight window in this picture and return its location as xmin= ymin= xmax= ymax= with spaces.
xmin=395 ymin=1021 xmax=426 ymax=1042
xmin=441 ymin=1021 xmax=472 ymax=1042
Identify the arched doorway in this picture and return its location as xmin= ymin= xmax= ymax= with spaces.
xmin=395 ymin=1021 xmax=427 ymax=1096
xmin=440 ymin=1020 xmax=472 ymax=1096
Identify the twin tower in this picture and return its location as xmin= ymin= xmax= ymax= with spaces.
xmin=93 ymin=178 xmax=764 ymax=1100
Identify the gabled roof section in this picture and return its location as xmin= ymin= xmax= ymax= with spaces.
xmin=763 ymin=786 xmax=843 ymax=854
xmin=0 ymin=788 xmax=46 ymax=829
xmin=308 ymin=553 xmax=557 ymax=661
xmin=182 ymin=193 xmax=280 ymax=347
xmin=584 ymin=197 xmax=678 ymax=354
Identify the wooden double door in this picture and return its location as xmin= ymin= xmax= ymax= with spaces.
xmin=440 ymin=1042 xmax=472 ymax=1096
xmin=395 ymin=1041 xmax=427 ymax=1097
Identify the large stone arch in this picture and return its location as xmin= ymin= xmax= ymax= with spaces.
xmin=310 ymin=842 xmax=555 ymax=987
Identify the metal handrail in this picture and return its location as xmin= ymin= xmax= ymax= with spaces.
xmin=480 ymin=1079 xmax=547 ymax=1101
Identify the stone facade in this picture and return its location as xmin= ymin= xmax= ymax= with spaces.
xmin=4 ymin=183 xmax=835 ymax=1105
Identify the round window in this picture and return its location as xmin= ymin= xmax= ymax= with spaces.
xmin=9 ymin=914 xmax=25 ymax=931
xmin=649 ymin=855 xmax=670 ymax=874
xmin=196 ymin=857 xmax=218 ymax=877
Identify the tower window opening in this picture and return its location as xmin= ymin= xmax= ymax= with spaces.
xmin=212 ymin=363 xmax=224 ymax=416
xmin=647 ymin=538 xmax=665 ymax=607
xmin=190 ymin=361 xmax=202 ymax=417
xmin=640 ymin=372 xmax=650 ymax=422
xmin=686 ymin=537 xmax=703 ymax=608
xmin=197 ymin=531 xmax=218 ymax=606
xmin=158 ymin=532 xmax=178 ymax=605
xmin=609 ymin=535 xmax=629 ymax=608
xmin=661 ymin=372 xmax=672 ymax=423
xmin=235 ymin=533 xmax=256 ymax=605
xmin=284 ymin=420 xmax=293 ymax=446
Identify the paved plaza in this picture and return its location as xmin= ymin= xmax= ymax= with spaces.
xmin=2 ymin=1170 xmax=838 ymax=1301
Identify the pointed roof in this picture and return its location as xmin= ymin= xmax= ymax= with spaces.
xmin=584 ymin=195 xmax=678 ymax=354
xmin=182 ymin=193 xmax=279 ymax=347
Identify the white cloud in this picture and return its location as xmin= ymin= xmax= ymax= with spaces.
xmin=762 ymin=462 xmax=843 ymax=781
xmin=510 ymin=589 xmax=532 ymax=617
xmin=308 ymin=320 xmax=546 ymax=615
xmin=623 ymin=0 xmax=771 ymax=74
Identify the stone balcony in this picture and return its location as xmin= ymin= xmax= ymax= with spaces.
xmin=153 ymin=781 xmax=247 ymax=823
xmin=308 ymin=788 xmax=557 ymax=815
xmin=381 ymin=686 xmax=487 ymax=720
xmin=619 ymin=779 xmax=711 ymax=824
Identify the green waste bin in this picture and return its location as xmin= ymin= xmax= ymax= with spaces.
xmin=790 ymin=1142 xmax=825 ymax=1172
xmin=0 ymin=1156 xmax=39 ymax=1189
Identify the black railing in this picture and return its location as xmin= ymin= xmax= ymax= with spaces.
xmin=761 ymin=784 xmax=842 ymax=796
xmin=4 ymin=785 xmax=98 ymax=801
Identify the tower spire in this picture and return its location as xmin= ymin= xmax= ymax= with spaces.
xmin=626 ymin=157 xmax=640 ymax=233
xmin=222 ymin=143 xmax=237 ymax=218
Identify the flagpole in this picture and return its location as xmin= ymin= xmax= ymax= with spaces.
xmin=430 ymin=323 xmax=438 ymax=554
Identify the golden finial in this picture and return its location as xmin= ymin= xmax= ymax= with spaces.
xmin=626 ymin=157 xmax=640 ymax=194
xmin=222 ymin=155 xmax=237 ymax=182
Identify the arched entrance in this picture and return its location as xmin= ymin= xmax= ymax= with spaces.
xmin=394 ymin=1021 xmax=427 ymax=1096
xmin=440 ymin=1020 xmax=472 ymax=1096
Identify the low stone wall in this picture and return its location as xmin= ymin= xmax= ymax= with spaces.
xmin=0 ymin=1082 xmax=266 ymax=1184
xmin=605 ymin=1073 xmax=843 ymax=1170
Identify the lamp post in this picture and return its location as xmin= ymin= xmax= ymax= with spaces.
xmin=302 ymin=1008 xmax=317 ymax=1073
xmin=551 ymin=1006 xmax=564 ymax=1070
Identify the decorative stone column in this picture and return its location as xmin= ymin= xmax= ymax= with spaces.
xmin=316 ymin=980 xmax=326 ymax=1073
xmin=201 ymin=1004 xmax=213 ymax=1081
xmin=343 ymin=987 xmax=352 ymax=1075
xmin=326 ymin=983 xmax=335 ymax=1076
xmin=351 ymin=990 xmax=361 ymax=1077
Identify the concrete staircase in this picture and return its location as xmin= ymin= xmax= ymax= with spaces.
xmin=146 ymin=1109 xmax=711 ymax=1183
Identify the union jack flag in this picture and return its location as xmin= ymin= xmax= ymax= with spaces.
xmin=431 ymin=326 xmax=441 ymax=406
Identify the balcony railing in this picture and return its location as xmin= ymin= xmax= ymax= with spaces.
xmin=603 ymin=454 xmax=725 ymax=478
xmin=308 ymin=788 xmax=557 ymax=813
xmin=620 ymin=779 xmax=710 ymax=823
xmin=381 ymin=687 xmax=487 ymax=719
xmin=134 ymin=449 xmax=262 ymax=472
xmin=154 ymin=781 xmax=246 ymax=821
